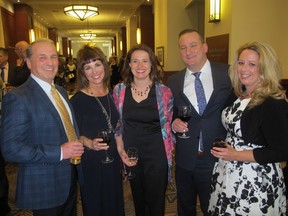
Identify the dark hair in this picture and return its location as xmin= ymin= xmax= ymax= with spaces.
xmin=76 ymin=45 xmax=110 ymax=90
xmin=178 ymin=29 xmax=205 ymax=43
xmin=0 ymin=47 xmax=8 ymax=56
xmin=121 ymin=44 xmax=162 ymax=84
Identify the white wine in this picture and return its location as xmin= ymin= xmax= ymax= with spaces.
xmin=129 ymin=157 xmax=138 ymax=165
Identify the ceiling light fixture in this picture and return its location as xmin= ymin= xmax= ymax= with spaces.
xmin=80 ymin=33 xmax=97 ymax=40
xmin=64 ymin=5 xmax=99 ymax=21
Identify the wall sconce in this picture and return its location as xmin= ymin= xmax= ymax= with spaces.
xmin=209 ymin=0 xmax=221 ymax=22
xmin=136 ymin=28 xmax=141 ymax=44
xmin=136 ymin=14 xmax=141 ymax=44
xmin=120 ymin=41 xmax=123 ymax=51
xmin=29 ymin=29 xmax=35 ymax=42
xmin=56 ymin=42 xmax=60 ymax=52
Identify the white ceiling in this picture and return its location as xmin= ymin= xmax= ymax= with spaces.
xmin=6 ymin=0 xmax=153 ymax=42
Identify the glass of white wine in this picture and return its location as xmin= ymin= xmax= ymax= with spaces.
xmin=126 ymin=147 xmax=138 ymax=179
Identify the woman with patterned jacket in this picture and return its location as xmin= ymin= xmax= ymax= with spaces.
xmin=113 ymin=44 xmax=175 ymax=216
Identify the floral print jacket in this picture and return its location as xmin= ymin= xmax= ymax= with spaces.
xmin=113 ymin=82 xmax=175 ymax=181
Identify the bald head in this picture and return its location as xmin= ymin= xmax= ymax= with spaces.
xmin=15 ymin=41 xmax=29 ymax=59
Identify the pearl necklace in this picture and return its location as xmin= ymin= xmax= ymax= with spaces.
xmin=131 ymin=84 xmax=151 ymax=96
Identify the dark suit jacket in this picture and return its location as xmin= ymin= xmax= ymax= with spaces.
xmin=0 ymin=77 xmax=79 ymax=209
xmin=6 ymin=63 xmax=16 ymax=86
xmin=167 ymin=62 xmax=232 ymax=171
xmin=13 ymin=61 xmax=31 ymax=87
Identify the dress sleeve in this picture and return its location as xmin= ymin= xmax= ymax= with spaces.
xmin=253 ymin=99 xmax=288 ymax=164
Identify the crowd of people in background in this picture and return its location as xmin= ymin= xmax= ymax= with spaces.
xmin=0 ymin=28 xmax=288 ymax=216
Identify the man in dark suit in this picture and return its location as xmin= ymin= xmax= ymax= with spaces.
xmin=0 ymin=47 xmax=16 ymax=88
xmin=167 ymin=29 xmax=231 ymax=216
xmin=13 ymin=41 xmax=31 ymax=86
xmin=0 ymin=47 xmax=14 ymax=216
xmin=0 ymin=38 xmax=84 ymax=216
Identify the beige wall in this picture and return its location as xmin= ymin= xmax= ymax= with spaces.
xmin=205 ymin=0 xmax=288 ymax=78
xmin=154 ymin=0 xmax=288 ymax=78
xmin=154 ymin=0 xmax=202 ymax=72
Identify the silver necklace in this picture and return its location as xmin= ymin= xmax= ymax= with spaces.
xmin=94 ymin=94 xmax=113 ymax=133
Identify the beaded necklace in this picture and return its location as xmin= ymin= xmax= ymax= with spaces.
xmin=131 ymin=84 xmax=151 ymax=96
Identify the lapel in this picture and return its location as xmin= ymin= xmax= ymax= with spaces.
xmin=174 ymin=69 xmax=196 ymax=112
xmin=208 ymin=62 xmax=227 ymax=105
xmin=27 ymin=78 xmax=68 ymax=134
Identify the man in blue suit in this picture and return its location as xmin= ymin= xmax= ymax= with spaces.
xmin=0 ymin=38 xmax=84 ymax=216
xmin=167 ymin=29 xmax=231 ymax=216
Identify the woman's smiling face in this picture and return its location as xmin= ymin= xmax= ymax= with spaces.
xmin=237 ymin=49 xmax=261 ymax=93
xmin=129 ymin=50 xmax=151 ymax=81
xmin=83 ymin=59 xmax=105 ymax=85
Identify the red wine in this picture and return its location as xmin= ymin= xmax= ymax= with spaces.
xmin=180 ymin=116 xmax=191 ymax=122
xmin=99 ymin=138 xmax=111 ymax=145
xmin=212 ymin=138 xmax=227 ymax=148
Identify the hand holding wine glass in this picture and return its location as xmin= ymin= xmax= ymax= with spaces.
xmin=212 ymin=138 xmax=227 ymax=149
xmin=126 ymin=147 xmax=138 ymax=179
xmin=127 ymin=147 xmax=138 ymax=166
xmin=178 ymin=105 xmax=191 ymax=138
xmin=98 ymin=130 xmax=114 ymax=164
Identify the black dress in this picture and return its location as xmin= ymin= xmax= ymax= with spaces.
xmin=71 ymin=91 xmax=124 ymax=216
xmin=122 ymin=85 xmax=168 ymax=216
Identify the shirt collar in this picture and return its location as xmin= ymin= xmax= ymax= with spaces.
xmin=31 ymin=73 xmax=54 ymax=93
xmin=185 ymin=60 xmax=210 ymax=77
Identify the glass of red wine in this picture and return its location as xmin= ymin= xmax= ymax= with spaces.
xmin=212 ymin=138 xmax=227 ymax=149
xmin=98 ymin=130 xmax=114 ymax=164
xmin=178 ymin=105 xmax=191 ymax=138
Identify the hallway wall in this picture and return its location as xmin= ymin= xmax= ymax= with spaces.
xmin=205 ymin=0 xmax=288 ymax=78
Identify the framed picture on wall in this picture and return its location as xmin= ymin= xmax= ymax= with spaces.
xmin=156 ymin=46 xmax=164 ymax=67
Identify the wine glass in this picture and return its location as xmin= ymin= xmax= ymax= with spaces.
xmin=70 ymin=138 xmax=83 ymax=165
xmin=212 ymin=138 xmax=227 ymax=149
xmin=126 ymin=147 xmax=138 ymax=179
xmin=178 ymin=105 xmax=191 ymax=138
xmin=98 ymin=130 xmax=114 ymax=164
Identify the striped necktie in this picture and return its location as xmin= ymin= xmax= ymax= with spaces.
xmin=51 ymin=85 xmax=76 ymax=141
xmin=193 ymin=72 xmax=207 ymax=152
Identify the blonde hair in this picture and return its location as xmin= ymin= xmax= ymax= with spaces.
xmin=229 ymin=41 xmax=286 ymax=108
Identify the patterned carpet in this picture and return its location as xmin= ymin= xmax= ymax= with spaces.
xmin=6 ymin=162 xmax=185 ymax=216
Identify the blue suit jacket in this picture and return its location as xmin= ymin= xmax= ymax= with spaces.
xmin=167 ymin=62 xmax=232 ymax=171
xmin=0 ymin=77 xmax=79 ymax=209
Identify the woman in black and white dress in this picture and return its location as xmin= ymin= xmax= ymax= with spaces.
xmin=208 ymin=41 xmax=288 ymax=216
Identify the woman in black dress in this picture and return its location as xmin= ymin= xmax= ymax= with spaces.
xmin=70 ymin=45 xmax=124 ymax=216
xmin=113 ymin=44 xmax=175 ymax=216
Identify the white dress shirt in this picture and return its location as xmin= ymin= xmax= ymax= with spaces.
xmin=183 ymin=60 xmax=214 ymax=114
xmin=1 ymin=63 xmax=9 ymax=83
